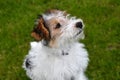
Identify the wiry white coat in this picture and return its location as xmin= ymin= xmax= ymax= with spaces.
xmin=23 ymin=10 xmax=89 ymax=80
xmin=23 ymin=41 xmax=88 ymax=80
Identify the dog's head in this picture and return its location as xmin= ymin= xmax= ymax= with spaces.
xmin=31 ymin=9 xmax=85 ymax=48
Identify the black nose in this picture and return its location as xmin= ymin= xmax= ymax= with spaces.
xmin=76 ymin=22 xmax=83 ymax=28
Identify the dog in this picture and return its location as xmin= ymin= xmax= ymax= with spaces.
xmin=23 ymin=9 xmax=89 ymax=80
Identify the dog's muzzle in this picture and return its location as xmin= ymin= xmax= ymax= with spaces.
xmin=74 ymin=21 xmax=84 ymax=37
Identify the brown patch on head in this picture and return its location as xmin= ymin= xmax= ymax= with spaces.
xmin=45 ymin=17 xmax=64 ymax=47
xmin=46 ymin=18 xmax=61 ymax=47
xmin=31 ymin=10 xmax=68 ymax=47
xmin=47 ymin=18 xmax=62 ymax=38
xmin=31 ymin=15 xmax=50 ymax=41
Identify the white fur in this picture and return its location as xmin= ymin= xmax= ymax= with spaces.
xmin=23 ymin=10 xmax=89 ymax=80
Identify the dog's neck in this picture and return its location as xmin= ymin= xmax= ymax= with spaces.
xmin=42 ymin=40 xmax=75 ymax=56
xmin=42 ymin=39 xmax=75 ymax=48
xmin=42 ymin=38 xmax=78 ymax=48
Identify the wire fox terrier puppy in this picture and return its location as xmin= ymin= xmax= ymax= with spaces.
xmin=23 ymin=9 xmax=89 ymax=80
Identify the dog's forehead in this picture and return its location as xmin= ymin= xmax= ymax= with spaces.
xmin=46 ymin=18 xmax=68 ymax=30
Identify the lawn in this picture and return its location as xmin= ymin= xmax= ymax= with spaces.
xmin=0 ymin=0 xmax=120 ymax=80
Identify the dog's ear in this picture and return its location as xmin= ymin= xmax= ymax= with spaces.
xmin=31 ymin=15 xmax=50 ymax=41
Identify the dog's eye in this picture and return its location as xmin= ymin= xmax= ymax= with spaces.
xmin=55 ymin=23 xmax=61 ymax=29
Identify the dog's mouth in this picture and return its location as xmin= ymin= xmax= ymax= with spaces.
xmin=75 ymin=30 xmax=82 ymax=37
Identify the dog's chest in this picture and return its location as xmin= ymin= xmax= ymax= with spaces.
xmin=35 ymin=49 xmax=79 ymax=71
xmin=31 ymin=49 xmax=80 ymax=79
xmin=27 ymin=43 xmax=88 ymax=80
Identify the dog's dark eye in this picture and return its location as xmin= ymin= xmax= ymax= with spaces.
xmin=55 ymin=23 xmax=61 ymax=29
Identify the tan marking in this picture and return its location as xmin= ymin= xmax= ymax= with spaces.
xmin=31 ymin=32 xmax=42 ymax=41
xmin=46 ymin=18 xmax=63 ymax=48
xmin=31 ymin=17 xmax=50 ymax=41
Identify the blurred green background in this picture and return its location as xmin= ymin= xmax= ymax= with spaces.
xmin=0 ymin=0 xmax=120 ymax=80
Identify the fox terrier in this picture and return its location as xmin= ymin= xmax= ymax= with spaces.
xmin=23 ymin=9 xmax=89 ymax=80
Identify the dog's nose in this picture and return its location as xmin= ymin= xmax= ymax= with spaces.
xmin=76 ymin=22 xmax=83 ymax=28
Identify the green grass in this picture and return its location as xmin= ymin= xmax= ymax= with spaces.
xmin=0 ymin=0 xmax=120 ymax=80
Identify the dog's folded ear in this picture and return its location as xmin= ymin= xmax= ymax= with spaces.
xmin=31 ymin=15 xmax=50 ymax=41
